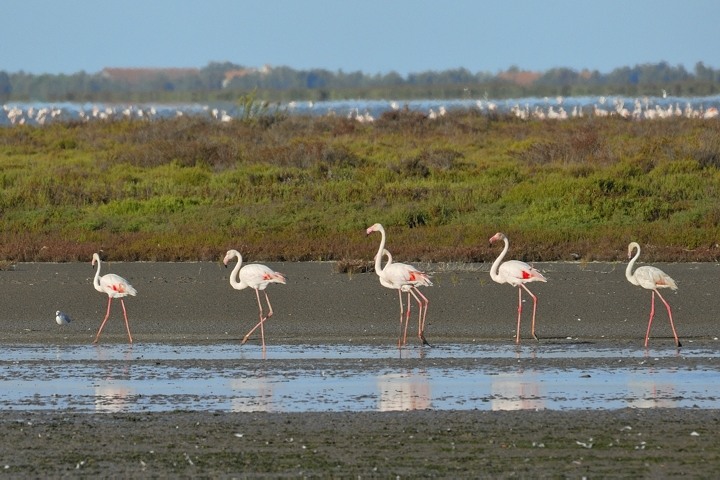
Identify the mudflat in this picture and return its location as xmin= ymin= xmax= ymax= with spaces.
xmin=2 ymin=260 xmax=718 ymax=343
xmin=1 ymin=260 xmax=719 ymax=477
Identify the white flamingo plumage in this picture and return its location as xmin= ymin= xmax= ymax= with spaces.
xmin=366 ymin=223 xmax=432 ymax=347
xmin=625 ymin=242 xmax=681 ymax=348
xmin=92 ymin=253 xmax=137 ymax=344
xmin=489 ymin=232 xmax=547 ymax=343
xmin=223 ymin=249 xmax=287 ymax=349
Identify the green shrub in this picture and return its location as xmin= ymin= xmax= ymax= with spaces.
xmin=1 ymin=114 xmax=720 ymax=261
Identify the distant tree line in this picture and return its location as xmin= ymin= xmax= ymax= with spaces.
xmin=0 ymin=61 xmax=718 ymax=103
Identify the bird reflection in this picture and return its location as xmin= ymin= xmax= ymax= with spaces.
xmin=490 ymin=370 xmax=544 ymax=411
xmin=93 ymin=345 xmax=135 ymax=412
xmin=377 ymin=369 xmax=431 ymax=412
xmin=230 ymin=376 xmax=274 ymax=412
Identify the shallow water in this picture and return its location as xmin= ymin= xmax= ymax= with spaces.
xmin=4 ymin=95 xmax=720 ymax=125
xmin=1 ymin=343 xmax=719 ymax=413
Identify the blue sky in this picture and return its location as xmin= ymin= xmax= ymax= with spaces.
xmin=3 ymin=0 xmax=719 ymax=75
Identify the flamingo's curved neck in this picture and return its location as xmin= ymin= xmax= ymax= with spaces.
xmin=383 ymin=249 xmax=393 ymax=268
xmin=626 ymin=244 xmax=641 ymax=285
xmin=93 ymin=256 xmax=103 ymax=292
xmin=374 ymin=227 xmax=387 ymax=274
xmin=490 ymin=237 xmax=509 ymax=282
xmin=229 ymin=251 xmax=245 ymax=289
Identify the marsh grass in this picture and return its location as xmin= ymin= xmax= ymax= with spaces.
xmin=1 ymin=112 xmax=720 ymax=263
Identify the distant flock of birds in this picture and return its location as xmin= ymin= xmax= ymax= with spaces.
xmin=507 ymin=96 xmax=719 ymax=121
xmin=3 ymin=95 xmax=719 ymax=126
xmin=59 ymin=223 xmax=682 ymax=351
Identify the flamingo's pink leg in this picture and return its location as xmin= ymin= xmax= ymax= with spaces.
xmin=406 ymin=289 xmax=420 ymax=344
xmin=395 ymin=290 xmax=405 ymax=347
xmin=521 ymin=284 xmax=539 ymax=341
xmin=242 ymin=289 xmax=269 ymax=348
xmin=93 ymin=296 xmax=114 ymax=344
xmin=655 ymin=289 xmax=682 ymax=348
xmin=409 ymin=287 xmax=430 ymax=346
xmin=119 ymin=299 xmax=133 ymax=344
xmin=644 ymin=291 xmax=657 ymax=348
xmin=403 ymin=291 xmax=412 ymax=345
xmin=398 ymin=291 xmax=412 ymax=347
xmin=419 ymin=288 xmax=429 ymax=344
xmin=515 ymin=287 xmax=523 ymax=344
xmin=396 ymin=290 xmax=404 ymax=326
xmin=264 ymin=291 xmax=274 ymax=319
xmin=258 ymin=291 xmax=275 ymax=350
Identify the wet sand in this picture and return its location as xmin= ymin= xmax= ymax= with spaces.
xmin=1 ymin=261 xmax=720 ymax=477
xmin=2 ymin=260 xmax=719 ymax=344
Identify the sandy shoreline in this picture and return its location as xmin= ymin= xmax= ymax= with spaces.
xmin=1 ymin=261 xmax=720 ymax=477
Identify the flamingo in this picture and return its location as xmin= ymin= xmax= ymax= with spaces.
xmin=625 ymin=242 xmax=681 ymax=348
xmin=489 ymin=232 xmax=547 ymax=343
xmin=380 ymin=247 xmax=419 ymax=340
xmin=92 ymin=253 xmax=137 ymax=344
xmin=223 ymin=249 xmax=287 ymax=349
xmin=366 ymin=223 xmax=432 ymax=347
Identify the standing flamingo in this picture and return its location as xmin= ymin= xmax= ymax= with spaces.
xmin=366 ymin=223 xmax=432 ymax=346
xmin=489 ymin=232 xmax=547 ymax=343
xmin=626 ymin=242 xmax=681 ymax=348
xmin=92 ymin=253 xmax=137 ymax=344
xmin=223 ymin=249 xmax=287 ymax=349
xmin=379 ymin=247 xmax=416 ymax=341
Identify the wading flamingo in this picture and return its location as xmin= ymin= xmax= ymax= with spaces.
xmin=626 ymin=242 xmax=681 ymax=348
xmin=223 ymin=249 xmax=287 ymax=349
xmin=366 ymin=223 xmax=432 ymax=347
xmin=92 ymin=253 xmax=137 ymax=344
xmin=379 ymin=247 xmax=418 ymax=342
xmin=489 ymin=232 xmax=547 ymax=343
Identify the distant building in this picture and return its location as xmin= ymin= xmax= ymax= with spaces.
xmin=497 ymin=69 xmax=541 ymax=86
xmin=222 ymin=65 xmax=272 ymax=88
xmin=101 ymin=68 xmax=200 ymax=85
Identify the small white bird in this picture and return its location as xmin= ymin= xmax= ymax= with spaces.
xmin=55 ymin=310 xmax=72 ymax=326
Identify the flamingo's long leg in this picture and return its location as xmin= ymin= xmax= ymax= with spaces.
xmin=259 ymin=291 xmax=275 ymax=349
xmin=403 ymin=291 xmax=414 ymax=345
xmin=397 ymin=291 xmax=413 ymax=347
xmin=402 ymin=291 xmax=413 ymax=345
xmin=520 ymin=284 xmax=539 ymax=341
xmin=515 ymin=287 xmax=523 ymax=344
xmin=655 ymin=289 xmax=682 ymax=348
xmin=242 ymin=289 xmax=269 ymax=347
xmin=93 ymin=297 xmax=113 ymax=344
xmin=644 ymin=291 xmax=657 ymax=348
xmin=263 ymin=291 xmax=274 ymax=319
xmin=119 ymin=299 xmax=133 ymax=344
xmin=396 ymin=290 xmax=405 ymax=347
xmin=408 ymin=287 xmax=430 ymax=346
